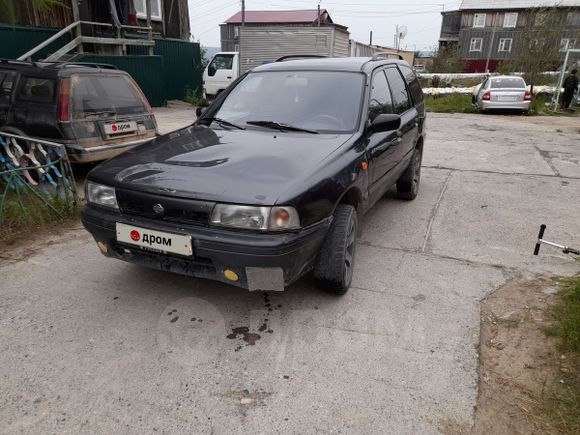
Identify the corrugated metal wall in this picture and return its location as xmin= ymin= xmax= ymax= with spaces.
xmin=128 ymin=37 xmax=202 ymax=101
xmin=0 ymin=24 xmax=71 ymax=60
xmin=349 ymin=40 xmax=376 ymax=57
xmin=76 ymin=54 xmax=166 ymax=107
xmin=239 ymin=26 xmax=350 ymax=73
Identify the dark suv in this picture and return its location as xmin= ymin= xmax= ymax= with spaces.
xmin=0 ymin=59 xmax=157 ymax=163
xmin=81 ymin=57 xmax=426 ymax=294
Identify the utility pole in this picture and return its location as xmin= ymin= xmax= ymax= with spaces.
xmin=146 ymin=0 xmax=153 ymax=55
xmin=369 ymin=31 xmax=373 ymax=45
xmin=317 ymin=3 xmax=321 ymax=26
xmin=484 ymin=12 xmax=499 ymax=73
xmin=239 ymin=0 xmax=245 ymax=73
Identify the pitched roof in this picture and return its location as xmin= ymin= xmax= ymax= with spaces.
xmin=460 ymin=0 xmax=580 ymax=10
xmin=224 ymin=9 xmax=332 ymax=24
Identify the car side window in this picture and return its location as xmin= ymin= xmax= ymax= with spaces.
xmin=398 ymin=65 xmax=423 ymax=104
xmin=16 ymin=77 xmax=55 ymax=103
xmin=368 ymin=70 xmax=393 ymax=120
xmin=208 ymin=55 xmax=234 ymax=77
xmin=385 ymin=67 xmax=411 ymax=114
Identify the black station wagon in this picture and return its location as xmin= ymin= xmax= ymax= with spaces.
xmin=81 ymin=56 xmax=426 ymax=294
xmin=0 ymin=59 xmax=157 ymax=163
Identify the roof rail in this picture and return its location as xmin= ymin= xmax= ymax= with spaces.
xmin=275 ymin=55 xmax=327 ymax=62
xmin=0 ymin=58 xmax=41 ymax=67
xmin=48 ymin=62 xmax=119 ymax=70
xmin=371 ymin=52 xmax=404 ymax=61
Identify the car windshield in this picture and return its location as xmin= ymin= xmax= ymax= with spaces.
xmin=214 ymin=71 xmax=365 ymax=133
xmin=70 ymin=74 xmax=147 ymax=118
xmin=490 ymin=77 xmax=526 ymax=89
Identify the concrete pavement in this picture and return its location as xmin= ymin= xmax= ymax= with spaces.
xmin=1 ymin=113 xmax=579 ymax=434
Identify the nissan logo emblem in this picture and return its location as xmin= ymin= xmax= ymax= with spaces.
xmin=153 ymin=204 xmax=165 ymax=215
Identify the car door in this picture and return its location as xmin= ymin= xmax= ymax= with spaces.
xmin=10 ymin=75 xmax=58 ymax=138
xmin=384 ymin=66 xmax=418 ymax=169
xmin=205 ymin=54 xmax=235 ymax=95
xmin=366 ymin=68 xmax=402 ymax=203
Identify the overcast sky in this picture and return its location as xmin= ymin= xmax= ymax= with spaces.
xmin=188 ymin=0 xmax=463 ymax=51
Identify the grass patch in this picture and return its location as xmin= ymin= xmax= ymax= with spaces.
xmin=541 ymin=276 xmax=580 ymax=434
xmin=424 ymin=94 xmax=477 ymax=114
xmin=0 ymin=189 xmax=78 ymax=244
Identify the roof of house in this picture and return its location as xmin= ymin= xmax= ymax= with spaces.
xmin=224 ymin=9 xmax=333 ymax=24
xmin=460 ymin=0 xmax=580 ymax=10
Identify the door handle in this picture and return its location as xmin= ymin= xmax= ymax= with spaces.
xmin=227 ymin=76 xmax=232 ymax=79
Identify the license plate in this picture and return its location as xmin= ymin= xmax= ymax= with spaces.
xmin=498 ymin=95 xmax=517 ymax=102
xmin=116 ymin=223 xmax=192 ymax=256
xmin=104 ymin=121 xmax=137 ymax=135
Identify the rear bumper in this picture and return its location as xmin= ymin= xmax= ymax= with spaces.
xmin=81 ymin=205 xmax=331 ymax=291
xmin=66 ymin=136 xmax=155 ymax=163
xmin=482 ymin=100 xmax=531 ymax=111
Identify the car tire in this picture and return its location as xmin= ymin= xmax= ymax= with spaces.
xmin=314 ymin=204 xmax=357 ymax=295
xmin=396 ymin=146 xmax=422 ymax=200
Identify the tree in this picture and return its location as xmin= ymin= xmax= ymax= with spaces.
xmin=498 ymin=7 xmax=567 ymax=93
xmin=0 ymin=0 xmax=64 ymax=24
xmin=432 ymin=44 xmax=465 ymax=73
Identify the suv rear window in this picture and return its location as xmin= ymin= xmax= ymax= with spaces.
xmin=70 ymin=74 xmax=146 ymax=118
xmin=16 ymin=77 xmax=55 ymax=102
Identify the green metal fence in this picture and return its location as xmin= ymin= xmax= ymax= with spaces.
xmin=0 ymin=26 xmax=202 ymax=106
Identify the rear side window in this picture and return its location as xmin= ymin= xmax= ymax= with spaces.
xmin=384 ymin=67 xmax=411 ymax=114
xmin=369 ymin=70 xmax=393 ymax=119
xmin=16 ymin=77 xmax=55 ymax=102
xmin=399 ymin=65 xmax=424 ymax=104
xmin=490 ymin=77 xmax=526 ymax=89
xmin=70 ymin=74 xmax=147 ymax=118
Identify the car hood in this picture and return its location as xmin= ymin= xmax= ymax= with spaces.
xmin=92 ymin=125 xmax=353 ymax=205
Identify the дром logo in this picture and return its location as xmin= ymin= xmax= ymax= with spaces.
xmin=130 ymin=230 xmax=140 ymax=241
xmin=112 ymin=124 xmax=118 ymax=132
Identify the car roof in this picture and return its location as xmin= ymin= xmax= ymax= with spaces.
xmin=252 ymin=57 xmax=410 ymax=74
xmin=0 ymin=59 xmax=126 ymax=77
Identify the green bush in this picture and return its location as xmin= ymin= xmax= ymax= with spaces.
xmin=183 ymin=88 xmax=209 ymax=107
xmin=424 ymin=94 xmax=477 ymax=113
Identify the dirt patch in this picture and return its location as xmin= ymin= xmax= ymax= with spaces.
xmin=472 ymin=275 xmax=578 ymax=434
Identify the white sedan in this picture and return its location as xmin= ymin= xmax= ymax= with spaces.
xmin=473 ymin=76 xmax=532 ymax=112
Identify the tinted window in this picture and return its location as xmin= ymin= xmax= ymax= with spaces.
xmin=215 ymin=71 xmax=365 ymax=133
xmin=385 ymin=67 xmax=411 ymax=114
xmin=490 ymin=77 xmax=526 ymax=89
xmin=369 ymin=70 xmax=393 ymax=120
xmin=16 ymin=77 xmax=55 ymax=102
xmin=70 ymin=74 xmax=147 ymax=118
xmin=399 ymin=65 xmax=423 ymax=104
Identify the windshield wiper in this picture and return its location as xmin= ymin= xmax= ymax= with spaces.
xmin=246 ymin=120 xmax=319 ymax=134
xmin=201 ymin=117 xmax=245 ymax=130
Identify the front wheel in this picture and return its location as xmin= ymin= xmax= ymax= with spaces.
xmin=396 ymin=146 xmax=423 ymax=200
xmin=314 ymin=204 xmax=357 ymax=295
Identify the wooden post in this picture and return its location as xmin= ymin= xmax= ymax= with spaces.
xmin=71 ymin=0 xmax=83 ymax=54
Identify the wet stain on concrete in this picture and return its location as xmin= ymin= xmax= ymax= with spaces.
xmin=227 ymin=327 xmax=261 ymax=345
xmin=170 ymin=316 xmax=179 ymax=323
xmin=412 ymin=294 xmax=426 ymax=302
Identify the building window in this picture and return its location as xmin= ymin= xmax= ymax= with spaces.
xmin=470 ymin=38 xmax=483 ymax=52
xmin=134 ymin=0 xmax=162 ymax=21
xmin=234 ymin=26 xmax=240 ymax=38
xmin=561 ymin=38 xmax=576 ymax=52
xmin=473 ymin=13 xmax=486 ymax=28
xmin=566 ymin=11 xmax=580 ymax=26
xmin=503 ymin=12 xmax=518 ymax=28
xmin=498 ymin=38 xmax=513 ymax=52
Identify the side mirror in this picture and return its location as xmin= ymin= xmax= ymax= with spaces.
xmin=196 ymin=106 xmax=206 ymax=117
xmin=208 ymin=65 xmax=217 ymax=77
xmin=369 ymin=114 xmax=401 ymax=133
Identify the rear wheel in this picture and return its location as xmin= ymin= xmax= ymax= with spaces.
xmin=314 ymin=204 xmax=357 ymax=295
xmin=396 ymin=146 xmax=422 ymax=200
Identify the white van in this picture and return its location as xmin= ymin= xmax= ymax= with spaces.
xmin=202 ymin=52 xmax=239 ymax=99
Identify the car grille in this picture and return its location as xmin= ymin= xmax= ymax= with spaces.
xmin=116 ymin=188 xmax=215 ymax=227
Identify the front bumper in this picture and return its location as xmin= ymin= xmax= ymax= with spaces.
xmin=81 ymin=205 xmax=331 ymax=291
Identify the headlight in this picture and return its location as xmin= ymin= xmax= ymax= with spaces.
xmin=211 ymin=204 xmax=300 ymax=231
xmin=86 ymin=181 xmax=118 ymax=209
